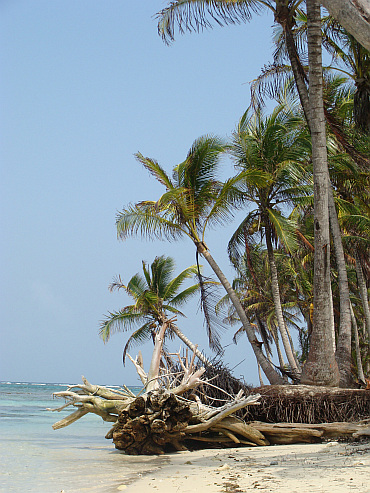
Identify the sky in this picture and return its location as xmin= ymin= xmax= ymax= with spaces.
xmin=1 ymin=1 xmax=278 ymax=387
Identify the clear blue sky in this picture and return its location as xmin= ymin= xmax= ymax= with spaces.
xmin=1 ymin=1 xmax=277 ymax=386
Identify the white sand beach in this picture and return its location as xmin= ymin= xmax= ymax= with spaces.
xmin=116 ymin=441 xmax=370 ymax=493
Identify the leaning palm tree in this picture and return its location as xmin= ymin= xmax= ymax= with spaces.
xmin=228 ymin=104 xmax=310 ymax=375
xmin=116 ymin=135 xmax=284 ymax=384
xmin=100 ymin=255 xmax=211 ymax=367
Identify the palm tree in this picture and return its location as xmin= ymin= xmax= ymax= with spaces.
xmin=115 ymin=135 xmax=284 ymax=384
xmin=300 ymin=0 xmax=340 ymax=386
xmin=224 ymin=243 xmax=303 ymax=378
xmin=155 ymin=0 xmax=341 ymax=386
xmin=100 ymin=255 xmax=211 ymax=367
xmin=227 ymin=104 xmax=310 ymax=375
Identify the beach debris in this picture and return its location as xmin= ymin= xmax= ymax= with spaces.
xmin=49 ymin=315 xmax=370 ymax=454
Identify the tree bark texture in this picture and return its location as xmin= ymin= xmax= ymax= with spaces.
xmin=328 ymin=189 xmax=353 ymax=387
xmin=350 ymin=302 xmax=366 ymax=383
xmin=300 ymin=0 xmax=340 ymax=387
xmin=355 ymin=249 xmax=370 ymax=341
xmin=321 ymin=0 xmax=370 ymax=51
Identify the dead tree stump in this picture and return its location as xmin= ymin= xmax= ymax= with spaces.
xmin=113 ymin=390 xmax=192 ymax=454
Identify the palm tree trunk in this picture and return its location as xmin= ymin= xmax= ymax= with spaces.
xmin=282 ymin=24 xmax=310 ymax=124
xmin=270 ymin=325 xmax=286 ymax=368
xmin=328 ymin=189 xmax=353 ymax=387
xmin=355 ymin=249 xmax=370 ymax=340
xmin=146 ymin=320 xmax=169 ymax=392
xmin=280 ymin=0 xmax=352 ymax=387
xmin=170 ymin=324 xmax=210 ymax=366
xmin=197 ymin=243 xmax=284 ymax=385
xmin=257 ymin=363 xmax=264 ymax=386
xmin=320 ymin=0 xmax=370 ymax=51
xmin=350 ymin=303 xmax=366 ymax=384
xmin=328 ymin=280 xmax=336 ymax=353
xmin=286 ymin=324 xmax=301 ymax=369
xmin=300 ymin=0 xmax=339 ymax=387
xmin=264 ymin=223 xmax=300 ymax=374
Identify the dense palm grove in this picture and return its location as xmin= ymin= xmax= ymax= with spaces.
xmin=102 ymin=2 xmax=370 ymax=389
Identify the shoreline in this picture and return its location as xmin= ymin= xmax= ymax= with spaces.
xmin=112 ymin=441 xmax=370 ymax=492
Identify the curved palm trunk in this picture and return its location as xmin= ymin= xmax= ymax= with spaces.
xmin=147 ymin=320 xmax=169 ymax=392
xmin=300 ymin=0 xmax=339 ymax=387
xmin=170 ymin=324 xmax=210 ymax=366
xmin=282 ymin=24 xmax=310 ymax=124
xmin=264 ymin=224 xmax=300 ymax=374
xmin=329 ymin=190 xmax=353 ymax=387
xmin=350 ymin=303 xmax=366 ymax=384
xmin=197 ymin=243 xmax=284 ymax=385
xmin=355 ymin=250 xmax=370 ymax=340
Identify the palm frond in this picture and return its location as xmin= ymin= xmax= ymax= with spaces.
xmin=135 ymin=153 xmax=174 ymax=189
xmin=99 ymin=308 xmax=146 ymax=342
xmin=267 ymin=208 xmax=298 ymax=253
xmin=163 ymin=264 xmax=198 ymax=300
xmin=156 ymin=0 xmax=266 ymax=44
xmin=228 ymin=211 xmax=260 ymax=263
xmin=250 ymin=63 xmax=297 ymax=109
xmin=122 ymin=323 xmax=153 ymax=364
xmin=116 ymin=202 xmax=186 ymax=242
xmin=126 ymin=273 xmax=148 ymax=300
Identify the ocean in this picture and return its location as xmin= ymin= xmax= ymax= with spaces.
xmin=0 ymin=382 xmax=168 ymax=492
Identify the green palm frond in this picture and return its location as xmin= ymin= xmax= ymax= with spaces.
xmin=135 ymin=153 xmax=174 ymax=189
xmin=341 ymin=214 xmax=370 ymax=237
xmin=122 ymin=323 xmax=153 ymax=363
xmin=99 ymin=308 xmax=146 ymax=342
xmin=267 ymin=208 xmax=298 ymax=254
xmin=116 ymin=202 xmax=187 ymax=242
xmin=141 ymin=260 xmax=152 ymax=288
xmin=125 ymin=273 xmax=148 ymax=300
xmin=150 ymin=256 xmax=175 ymax=296
xmin=164 ymin=265 xmax=198 ymax=300
xmin=203 ymin=176 xmax=244 ymax=233
xmin=175 ymin=135 xmax=226 ymax=217
xmin=228 ymin=211 xmax=260 ymax=262
xmin=171 ymin=282 xmax=209 ymax=307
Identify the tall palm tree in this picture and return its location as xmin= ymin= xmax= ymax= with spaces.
xmin=100 ymin=255 xmax=211 ymax=367
xmin=300 ymin=0 xmax=339 ymax=386
xmin=115 ymin=136 xmax=284 ymax=384
xmin=227 ymin=104 xmax=310 ymax=374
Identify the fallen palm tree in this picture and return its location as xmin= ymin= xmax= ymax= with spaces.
xmin=49 ymin=316 xmax=265 ymax=454
xmin=242 ymin=384 xmax=370 ymax=424
xmin=49 ymin=317 xmax=370 ymax=454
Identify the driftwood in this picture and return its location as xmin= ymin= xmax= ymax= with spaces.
xmin=49 ymin=323 xmax=264 ymax=454
xmin=49 ymin=317 xmax=370 ymax=454
xmin=248 ymin=420 xmax=370 ymax=444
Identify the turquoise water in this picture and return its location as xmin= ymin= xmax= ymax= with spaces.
xmin=0 ymin=382 xmax=165 ymax=492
